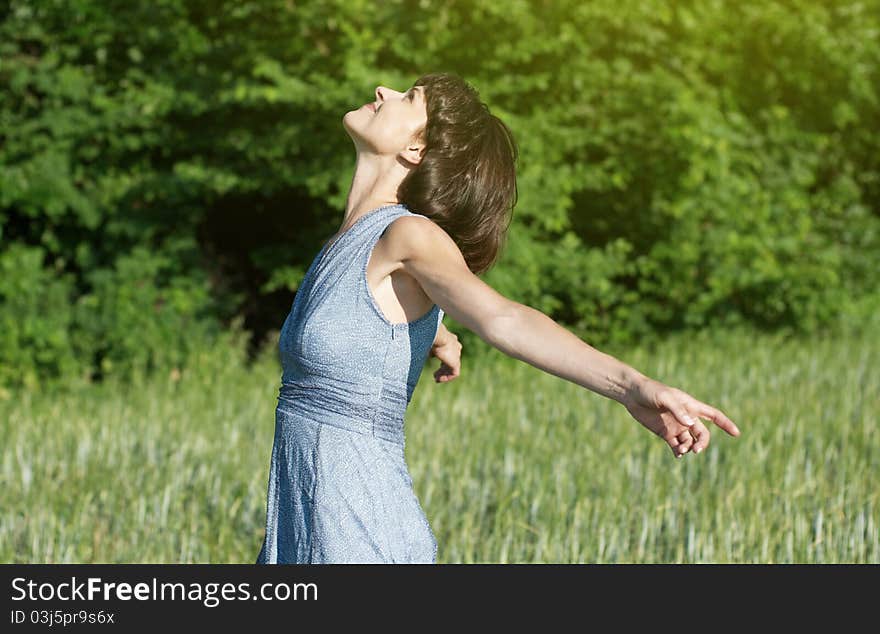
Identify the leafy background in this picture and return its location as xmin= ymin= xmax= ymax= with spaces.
xmin=2 ymin=0 xmax=878 ymax=390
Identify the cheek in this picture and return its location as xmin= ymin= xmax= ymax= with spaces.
xmin=370 ymin=117 xmax=409 ymax=150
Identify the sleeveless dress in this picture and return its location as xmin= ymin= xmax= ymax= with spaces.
xmin=255 ymin=203 xmax=445 ymax=564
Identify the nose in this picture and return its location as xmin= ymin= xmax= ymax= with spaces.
xmin=375 ymin=85 xmax=403 ymax=102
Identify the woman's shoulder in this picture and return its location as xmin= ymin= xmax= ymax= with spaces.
xmin=388 ymin=211 xmax=448 ymax=243
xmin=387 ymin=211 xmax=448 ymax=247
xmin=383 ymin=212 xmax=463 ymax=269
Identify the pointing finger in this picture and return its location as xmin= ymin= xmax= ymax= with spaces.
xmin=697 ymin=403 xmax=740 ymax=437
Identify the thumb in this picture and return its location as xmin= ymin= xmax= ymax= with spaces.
xmin=660 ymin=392 xmax=696 ymax=428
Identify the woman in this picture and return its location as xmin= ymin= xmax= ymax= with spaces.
xmin=255 ymin=72 xmax=741 ymax=564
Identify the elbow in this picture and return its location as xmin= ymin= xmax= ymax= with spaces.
xmin=481 ymin=301 xmax=523 ymax=353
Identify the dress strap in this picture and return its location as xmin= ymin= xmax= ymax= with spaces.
xmin=314 ymin=204 xmax=406 ymax=272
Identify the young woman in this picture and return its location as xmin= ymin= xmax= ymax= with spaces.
xmin=255 ymin=72 xmax=741 ymax=564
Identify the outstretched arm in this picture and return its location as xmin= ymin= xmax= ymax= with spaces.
xmin=385 ymin=215 xmax=741 ymax=458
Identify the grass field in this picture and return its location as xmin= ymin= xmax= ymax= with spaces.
xmin=2 ymin=324 xmax=877 ymax=563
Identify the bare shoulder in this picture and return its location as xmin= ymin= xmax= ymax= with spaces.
xmin=380 ymin=213 xmax=512 ymax=339
xmin=383 ymin=214 xmax=465 ymax=268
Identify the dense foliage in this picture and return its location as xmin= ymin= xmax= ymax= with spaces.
xmin=2 ymin=0 xmax=878 ymax=389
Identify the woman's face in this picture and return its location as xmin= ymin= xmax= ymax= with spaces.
xmin=343 ymin=84 xmax=427 ymax=161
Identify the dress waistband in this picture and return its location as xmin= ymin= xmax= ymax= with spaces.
xmin=276 ymin=376 xmax=409 ymax=446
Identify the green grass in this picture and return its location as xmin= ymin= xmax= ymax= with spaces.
xmin=2 ymin=326 xmax=877 ymax=563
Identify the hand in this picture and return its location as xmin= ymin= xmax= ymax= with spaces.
xmin=622 ymin=377 xmax=741 ymax=459
xmin=430 ymin=330 xmax=462 ymax=383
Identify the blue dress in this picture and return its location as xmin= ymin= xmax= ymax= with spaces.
xmin=255 ymin=203 xmax=445 ymax=564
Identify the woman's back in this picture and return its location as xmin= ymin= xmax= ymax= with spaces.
xmin=256 ymin=203 xmax=445 ymax=563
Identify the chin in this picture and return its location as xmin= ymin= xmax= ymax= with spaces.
xmin=343 ymin=113 xmax=369 ymax=137
xmin=342 ymin=111 xmax=357 ymax=131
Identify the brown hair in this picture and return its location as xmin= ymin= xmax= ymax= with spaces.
xmin=397 ymin=72 xmax=518 ymax=276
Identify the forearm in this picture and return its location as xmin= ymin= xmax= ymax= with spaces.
xmin=488 ymin=302 xmax=648 ymax=403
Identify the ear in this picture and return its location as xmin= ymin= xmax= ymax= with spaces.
xmin=401 ymin=142 xmax=426 ymax=166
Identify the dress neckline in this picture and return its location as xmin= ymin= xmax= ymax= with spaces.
xmin=316 ymin=203 xmax=404 ymax=265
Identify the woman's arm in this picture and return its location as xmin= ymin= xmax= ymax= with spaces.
xmin=387 ymin=216 xmax=644 ymax=401
xmin=430 ymin=322 xmax=462 ymax=383
xmin=383 ymin=215 xmax=740 ymax=456
xmin=432 ymin=321 xmax=453 ymax=347
xmin=489 ymin=302 xmax=649 ymax=402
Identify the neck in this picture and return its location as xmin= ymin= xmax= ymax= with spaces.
xmin=342 ymin=152 xmax=409 ymax=226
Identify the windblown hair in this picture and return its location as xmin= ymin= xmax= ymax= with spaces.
xmin=398 ymin=72 xmax=518 ymax=276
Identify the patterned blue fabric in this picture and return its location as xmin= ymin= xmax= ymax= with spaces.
xmin=255 ymin=203 xmax=444 ymax=564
